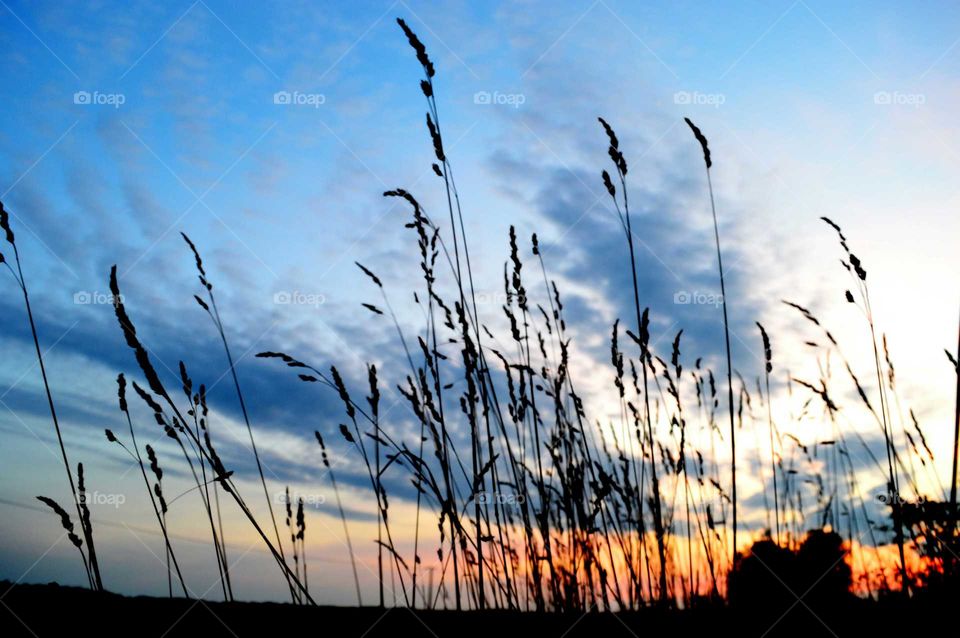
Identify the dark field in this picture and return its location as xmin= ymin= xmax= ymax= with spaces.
xmin=0 ymin=580 xmax=947 ymax=637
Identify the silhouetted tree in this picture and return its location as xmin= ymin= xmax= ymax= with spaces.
xmin=901 ymin=500 xmax=960 ymax=595
xmin=797 ymin=529 xmax=851 ymax=609
xmin=729 ymin=530 xmax=852 ymax=621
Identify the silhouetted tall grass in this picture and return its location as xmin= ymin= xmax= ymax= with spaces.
xmin=105 ymin=373 xmax=187 ymax=597
xmin=683 ymin=117 xmax=738 ymax=575
xmin=182 ymin=232 xmax=289 ymax=601
xmin=1 ymin=201 xmax=102 ymax=591
xmin=3 ymin=17 xmax=954 ymax=611
xmin=950 ymin=317 xmax=960 ymax=528
xmin=108 ymin=265 xmax=315 ymax=603
xmin=315 ymin=431 xmax=363 ymax=605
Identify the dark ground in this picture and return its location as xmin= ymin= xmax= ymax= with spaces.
xmin=0 ymin=580 xmax=939 ymax=637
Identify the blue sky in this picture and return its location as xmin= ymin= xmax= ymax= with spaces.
xmin=1 ymin=0 xmax=958 ymax=603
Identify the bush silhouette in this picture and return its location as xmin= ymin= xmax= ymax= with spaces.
xmin=729 ymin=530 xmax=851 ymax=618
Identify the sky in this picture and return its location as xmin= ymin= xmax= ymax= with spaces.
xmin=0 ymin=0 xmax=958 ymax=604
